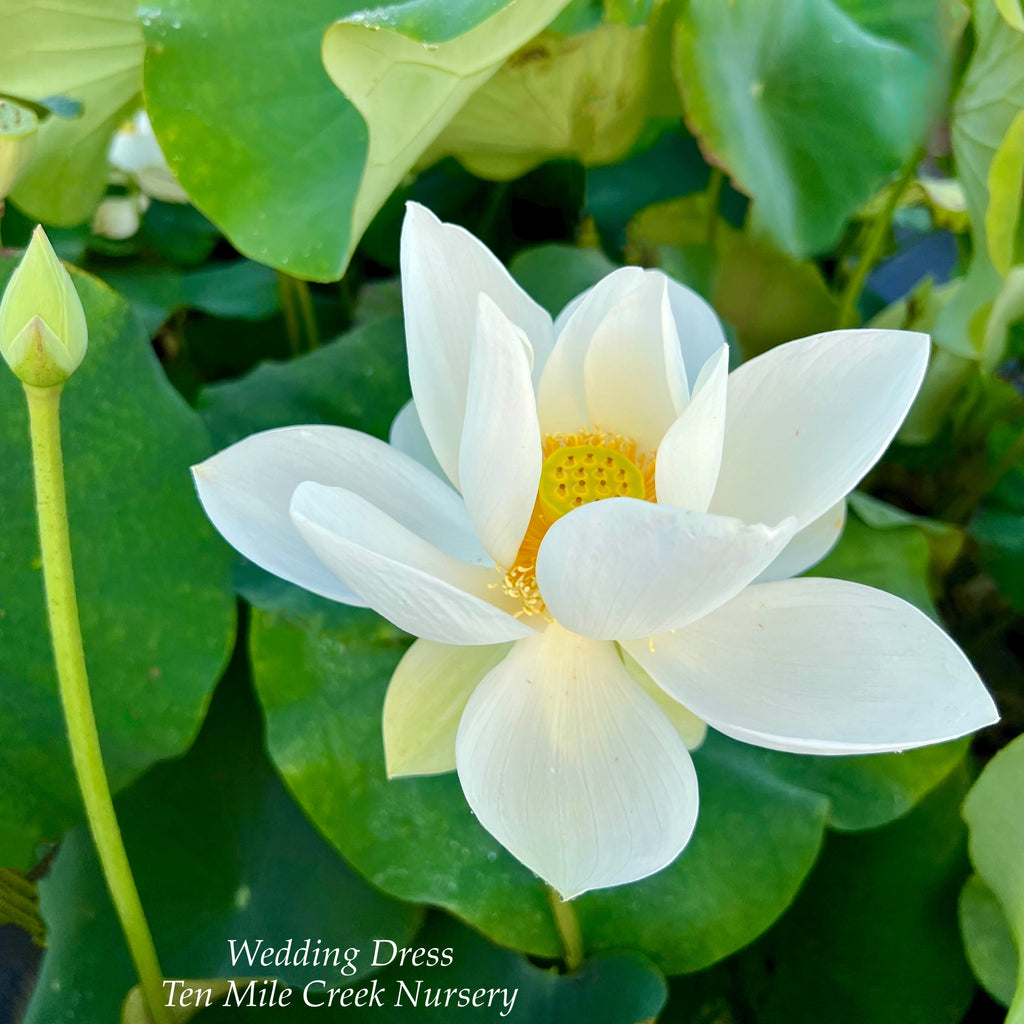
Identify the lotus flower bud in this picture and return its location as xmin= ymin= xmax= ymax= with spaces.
xmin=0 ymin=226 xmax=88 ymax=387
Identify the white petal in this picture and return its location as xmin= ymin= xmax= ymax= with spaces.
xmin=535 ymin=498 xmax=796 ymax=640
xmin=458 ymin=295 xmax=543 ymax=568
xmin=583 ymin=274 xmax=688 ymax=451
xmin=389 ymin=400 xmax=446 ymax=480
xmin=383 ymin=639 xmax=512 ymax=777
xmin=456 ymin=623 xmax=699 ymax=899
xmin=756 ymin=498 xmax=847 ymax=583
xmin=401 ymin=203 xmax=553 ymax=487
xmin=709 ymin=329 xmax=929 ymax=530
xmin=625 ymin=578 xmax=999 ymax=755
xmin=192 ymin=425 xmax=484 ymax=604
xmin=662 ymin=273 xmax=731 ymax=387
xmin=537 ymin=267 xmax=647 ymax=435
xmin=655 ymin=345 xmax=729 ymax=512
xmin=290 ymin=482 xmax=534 ymax=645
xmin=620 ymin=647 xmax=706 ymax=750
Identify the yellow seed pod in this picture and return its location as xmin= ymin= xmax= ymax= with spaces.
xmin=538 ymin=444 xmax=646 ymax=524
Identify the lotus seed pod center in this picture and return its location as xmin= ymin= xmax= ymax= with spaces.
xmin=538 ymin=444 xmax=647 ymax=523
xmin=502 ymin=431 xmax=657 ymax=617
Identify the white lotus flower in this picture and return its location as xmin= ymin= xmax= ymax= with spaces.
xmin=192 ymin=203 xmax=998 ymax=899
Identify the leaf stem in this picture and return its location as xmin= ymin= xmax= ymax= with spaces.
xmin=547 ymin=886 xmax=584 ymax=972
xmin=705 ymin=167 xmax=724 ymax=247
xmin=293 ymin=277 xmax=320 ymax=350
xmin=837 ymin=152 xmax=922 ymax=329
xmin=277 ymin=271 xmax=301 ymax=355
xmin=24 ymin=383 xmax=171 ymax=1024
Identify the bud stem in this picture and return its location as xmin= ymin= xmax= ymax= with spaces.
xmin=24 ymin=383 xmax=171 ymax=1024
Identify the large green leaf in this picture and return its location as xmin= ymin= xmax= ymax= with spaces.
xmin=0 ymin=260 xmax=235 ymax=868
xmin=674 ymin=0 xmax=960 ymax=256
xmin=143 ymin=0 xmax=568 ymax=281
xmin=736 ymin=766 xmax=976 ymax=1024
xmin=1 ymin=0 xmax=143 ymax=225
xmin=962 ymin=733 xmax=1024 ymax=1023
xmin=24 ymin=660 xmax=421 ymax=1024
xmin=98 ymin=260 xmax=280 ymax=340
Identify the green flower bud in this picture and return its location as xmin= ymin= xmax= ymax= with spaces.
xmin=0 ymin=226 xmax=88 ymax=388
xmin=0 ymin=99 xmax=38 ymax=199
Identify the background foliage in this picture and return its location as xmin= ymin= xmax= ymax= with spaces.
xmin=2 ymin=0 xmax=1024 ymax=1021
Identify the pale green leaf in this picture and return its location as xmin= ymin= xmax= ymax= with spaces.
xmin=321 ymin=0 xmax=572 ymax=271
xmin=982 ymin=263 xmax=1024 ymax=369
xmin=996 ymin=0 xmax=1024 ymax=32
xmin=425 ymin=23 xmax=650 ymax=181
xmin=0 ymin=0 xmax=142 ymax=225
xmin=985 ymin=110 xmax=1024 ymax=275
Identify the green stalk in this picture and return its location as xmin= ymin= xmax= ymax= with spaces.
xmin=705 ymin=167 xmax=724 ymax=247
xmin=293 ymin=277 xmax=320 ymax=350
xmin=277 ymin=271 xmax=301 ymax=355
xmin=25 ymin=383 xmax=171 ymax=1024
xmin=837 ymin=152 xmax=922 ymax=329
xmin=548 ymin=886 xmax=584 ymax=972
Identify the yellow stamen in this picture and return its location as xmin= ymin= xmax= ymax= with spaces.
xmin=501 ymin=430 xmax=657 ymax=616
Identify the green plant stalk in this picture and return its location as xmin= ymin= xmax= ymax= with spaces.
xmin=705 ymin=167 xmax=724 ymax=247
xmin=277 ymin=271 xmax=301 ymax=355
xmin=25 ymin=383 xmax=171 ymax=1024
xmin=837 ymin=152 xmax=922 ymax=329
xmin=548 ymin=886 xmax=584 ymax=972
xmin=293 ymin=277 xmax=320 ymax=350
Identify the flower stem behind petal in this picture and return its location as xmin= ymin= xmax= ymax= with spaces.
xmin=24 ymin=383 xmax=171 ymax=1024
xmin=837 ymin=150 xmax=923 ymax=329
xmin=548 ymin=884 xmax=585 ymax=972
